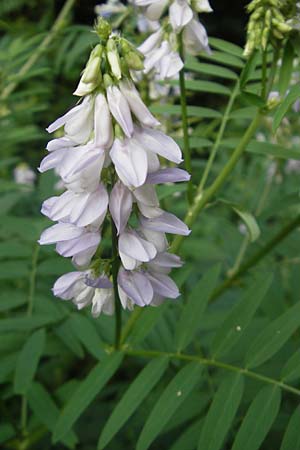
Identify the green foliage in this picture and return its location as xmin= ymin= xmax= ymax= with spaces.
xmin=1 ymin=3 xmax=300 ymax=449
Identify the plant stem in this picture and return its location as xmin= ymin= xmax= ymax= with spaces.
xmin=198 ymin=80 xmax=240 ymax=192
xmin=0 ymin=0 xmax=76 ymax=101
xmin=20 ymin=244 xmax=40 ymax=436
xmin=171 ymin=111 xmax=262 ymax=254
xmin=178 ymin=32 xmax=193 ymax=204
xmin=110 ymin=218 xmax=122 ymax=350
xmin=125 ymin=349 xmax=300 ymax=397
xmin=211 ymin=214 xmax=300 ymax=301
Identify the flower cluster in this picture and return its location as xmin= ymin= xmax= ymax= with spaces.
xmin=38 ymin=18 xmax=190 ymax=317
xmin=136 ymin=0 xmax=213 ymax=80
xmin=244 ymin=0 xmax=292 ymax=56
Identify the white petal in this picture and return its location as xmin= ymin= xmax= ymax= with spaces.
xmin=138 ymin=28 xmax=163 ymax=55
xmin=107 ymin=86 xmax=133 ymax=138
xmin=119 ymin=230 xmax=157 ymax=263
xmin=135 ymin=126 xmax=182 ymax=164
xmin=109 ymin=181 xmax=133 ymax=234
xmin=94 ymin=93 xmax=113 ymax=149
xmin=169 ymin=0 xmax=193 ymax=32
xmin=119 ymin=80 xmax=160 ymax=128
xmin=39 ymin=222 xmax=83 ymax=245
xmin=110 ymin=138 xmax=148 ymax=188
xmin=145 ymin=0 xmax=168 ymax=21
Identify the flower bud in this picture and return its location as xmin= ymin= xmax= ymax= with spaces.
xmin=125 ymin=51 xmax=144 ymax=70
xmin=107 ymin=38 xmax=122 ymax=80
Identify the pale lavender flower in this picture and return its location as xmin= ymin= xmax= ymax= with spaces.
xmin=39 ymin=20 xmax=190 ymax=316
xmin=140 ymin=211 xmax=191 ymax=235
xmin=109 ymin=181 xmax=133 ymax=235
xmin=14 ymin=164 xmax=36 ymax=186
xmin=39 ymin=223 xmax=100 ymax=268
xmin=42 ymin=184 xmax=108 ymax=227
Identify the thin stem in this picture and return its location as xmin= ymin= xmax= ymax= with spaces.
xmin=20 ymin=244 xmax=40 ymax=435
xmin=125 ymin=349 xmax=300 ymax=397
xmin=178 ymin=32 xmax=193 ymax=204
xmin=199 ymin=80 xmax=240 ymax=192
xmin=171 ymin=112 xmax=262 ymax=254
xmin=211 ymin=214 xmax=300 ymax=301
xmin=0 ymin=0 xmax=76 ymax=101
xmin=111 ymin=218 xmax=122 ymax=350
xmin=261 ymin=49 xmax=268 ymax=100
xmin=228 ymin=235 xmax=250 ymax=277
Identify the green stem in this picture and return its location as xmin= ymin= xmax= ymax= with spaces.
xmin=20 ymin=244 xmax=40 ymax=435
xmin=0 ymin=0 xmax=76 ymax=101
xmin=171 ymin=111 xmax=262 ymax=254
xmin=125 ymin=349 xmax=300 ymax=397
xmin=261 ymin=49 xmax=268 ymax=100
xmin=178 ymin=32 xmax=193 ymax=204
xmin=211 ymin=214 xmax=300 ymax=301
xmin=198 ymin=80 xmax=240 ymax=192
xmin=111 ymin=218 xmax=122 ymax=350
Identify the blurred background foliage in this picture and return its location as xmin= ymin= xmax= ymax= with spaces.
xmin=1 ymin=1 xmax=300 ymax=450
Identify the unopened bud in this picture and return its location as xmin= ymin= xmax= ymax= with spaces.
xmin=95 ymin=17 xmax=112 ymax=41
xmin=107 ymin=38 xmax=122 ymax=80
xmin=103 ymin=73 xmax=113 ymax=89
xmin=125 ymin=51 xmax=144 ymax=70
xmin=82 ymin=57 xmax=101 ymax=83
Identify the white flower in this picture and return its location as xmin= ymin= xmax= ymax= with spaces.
xmin=13 ymin=164 xmax=36 ymax=186
xmin=109 ymin=181 xmax=133 ymax=235
xmin=42 ymin=184 xmax=108 ymax=228
xmin=110 ymin=137 xmax=148 ymax=188
xmin=46 ymin=96 xmax=94 ymax=144
xmin=169 ymin=0 xmax=193 ymax=32
xmin=107 ymin=85 xmax=134 ymax=138
xmin=183 ymin=18 xmax=211 ymax=55
xmin=52 ymin=271 xmax=115 ymax=316
xmin=119 ymin=79 xmax=160 ymax=128
xmin=119 ymin=229 xmax=157 ymax=270
xmin=94 ymin=93 xmax=114 ymax=149
xmin=39 ymin=222 xmax=101 ymax=268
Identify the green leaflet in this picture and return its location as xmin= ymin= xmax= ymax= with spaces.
xmin=54 ymin=317 xmax=85 ymax=358
xmin=219 ymin=199 xmax=260 ymax=242
xmin=231 ymin=386 xmax=281 ymax=450
xmin=0 ymin=290 xmax=27 ymax=312
xmin=98 ymin=357 xmax=169 ymax=449
xmin=247 ymin=140 xmax=300 ymax=160
xmin=245 ymin=301 xmax=300 ymax=369
xmin=273 ymin=83 xmax=300 ymax=132
xmin=137 ymin=362 xmax=203 ymax=450
xmin=212 ymin=272 xmax=273 ymax=358
xmin=175 ymin=264 xmax=221 ymax=352
xmin=150 ymin=103 xmax=222 ymax=118
xmin=167 ymin=79 xmax=231 ymax=95
xmin=203 ymin=50 xmax=244 ymax=68
xmin=281 ymin=349 xmax=300 ymax=382
xmin=14 ymin=328 xmax=45 ymax=394
xmin=209 ymin=37 xmax=244 ymax=58
xmin=170 ymin=419 xmax=203 ymax=450
xmin=27 ymin=382 xmax=78 ymax=449
xmin=185 ymin=57 xmax=238 ymax=80
xmin=70 ymin=313 xmax=106 ymax=360
xmin=280 ymin=405 xmax=300 ymax=450
xmin=278 ymin=40 xmax=295 ymax=96
xmin=53 ymin=352 xmax=123 ymax=442
xmin=198 ymin=374 xmax=244 ymax=450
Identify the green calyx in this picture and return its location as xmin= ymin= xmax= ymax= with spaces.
xmin=94 ymin=16 xmax=112 ymax=41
